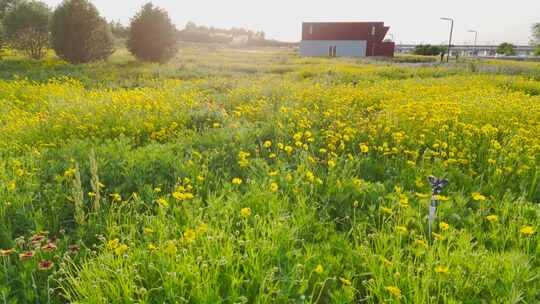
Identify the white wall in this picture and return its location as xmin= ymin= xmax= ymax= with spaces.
xmin=300 ymin=40 xmax=367 ymax=57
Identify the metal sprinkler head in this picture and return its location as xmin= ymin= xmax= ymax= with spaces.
xmin=427 ymin=175 xmax=449 ymax=195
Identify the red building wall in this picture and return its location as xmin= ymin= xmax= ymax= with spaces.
xmin=302 ymin=22 xmax=394 ymax=57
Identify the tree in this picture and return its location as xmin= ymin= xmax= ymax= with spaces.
xmin=0 ymin=0 xmax=19 ymax=19
xmin=3 ymin=0 xmax=50 ymax=59
xmin=109 ymin=20 xmax=128 ymax=40
xmin=0 ymin=23 xmax=4 ymax=57
xmin=127 ymin=3 xmax=178 ymax=63
xmin=413 ymin=44 xmax=446 ymax=56
xmin=531 ymin=23 xmax=540 ymax=45
xmin=496 ymin=42 xmax=516 ymax=56
xmin=51 ymin=0 xmax=114 ymax=64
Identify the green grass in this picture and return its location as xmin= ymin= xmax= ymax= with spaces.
xmin=1 ymin=46 xmax=540 ymax=303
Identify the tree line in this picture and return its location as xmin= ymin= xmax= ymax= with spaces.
xmin=0 ymin=0 xmax=194 ymax=63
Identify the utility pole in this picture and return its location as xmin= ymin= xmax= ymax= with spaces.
xmin=441 ymin=17 xmax=454 ymax=62
xmin=468 ymin=30 xmax=478 ymax=56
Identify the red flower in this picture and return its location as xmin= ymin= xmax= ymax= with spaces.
xmin=38 ymin=260 xmax=54 ymax=271
xmin=19 ymin=251 xmax=34 ymax=261
xmin=30 ymin=234 xmax=46 ymax=244
xmin=0 ymin=248 xmax=15 ymax=256
xmin=41 ymin=243 xmax=57 ymax=252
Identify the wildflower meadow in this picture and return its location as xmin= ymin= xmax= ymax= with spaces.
xmin=1 ymin=46 xmax=540 ymax=303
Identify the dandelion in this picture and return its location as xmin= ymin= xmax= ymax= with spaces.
xmin=232 ymin=178 xmax=243 ymax=185
xmin=359 ymin=144 xmax=369 ymax=153
xmin=240 ymin=207 xmax=252 ymax=219
xmin=147 ymin=243 xmax=158 ymax=251
xmin=396 ymin=226 xmax=408 ymax=234
xmin=163 ymin=240 xmax=177 ymax=255
xmin=157 ymin=198 xmax=169 ymax=208
xmin=327 ymin=159 xmax=336 ymax=168
xmin=380 ymin=207 xmax=393 ymax=215
xmin=314 ymin=264 xmax=323 ymax=274
xmin=434 ymin=265 xmax=449 ymax=274
xmin=110 ymin=193 xmax=122 ymax=203
xmin=432 ymin=232 xmax=445 ymax=241
xmin=486 ymin=215 xmax=498 ymax=222
xmin=184 ymin=229 xmax=197 ymax=242
xmin=270 ymin=182 xmax=279 ymax=193
xmin=263 ymin=140 xmax=272 ymax=148
xmin=197 ymin=223 xmax=209 ymax=234
xmin=284 ymin=146 xmax=293 ymax=154
xmin=114 ymin=244 xmax=128 ymax=256
xmin=64 ymin=168 xmax=76 ymax=178
xmin=414 ymin=239 xmax=428 ymax=248
xmin=434 ymin=195 xmax=449 ymax=201
xmin=520 ymin=226 xmax=535 ymax=236
xmin=7 ymin=181 xmax=16 ymax=191
xmin=107 ymin=239 xmax=119 ymax=249
xmin=439 ymin=222 xmax=449 ymax=231
xmin=385 ymin=286 xmax=402 ymax=298
xmin=471 ymin=192 xmax=486 ymax=201
xmin=38 ymin=260 xmax=54 ymax=271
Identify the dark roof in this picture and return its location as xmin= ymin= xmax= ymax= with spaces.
xmin=302 ymin=22 xmax=390 ymax=42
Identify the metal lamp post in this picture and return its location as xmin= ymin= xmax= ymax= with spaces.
xmin=468 ymin=30 xmax=478 ymax=56
xmin=441 ymin=17 xmax=454 ymax=62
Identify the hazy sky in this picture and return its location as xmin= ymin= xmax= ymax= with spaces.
xmin=42 ymin=0 xmax=539 ymax=45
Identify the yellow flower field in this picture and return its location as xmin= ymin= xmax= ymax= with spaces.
xmin=0 ymin=46 xmax=540 ymax=303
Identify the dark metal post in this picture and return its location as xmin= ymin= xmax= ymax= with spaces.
xmin=441 ymin=17 xmax=454 ymax=62
xmin=468 ymin=30 xmax=478 ymax=56
xmin=427 ymin=176 xmax=449 ymax=242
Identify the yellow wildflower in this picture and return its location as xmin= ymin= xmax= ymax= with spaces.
xmin=434 ymin=265 xmax=449 ymax=274
xmin=486 ymin=215 xmax=498 ymax=222
xmin=114 ymin=244 xmax=128 ymax=256
xmin=232 ymin=178 xmax=243 ymax=185
xmin=240 ymin=207 xmax=252 ymax=219
xmin=385 ymin=286 xmax=402 ymax=298
xmin=439 ymin=222 xmax=449 ymax=231
xmin=359 ymin=144 xmax=369 ymax=153
xmin=263 ymin=140 xmax=272 ymax=148
xmin=183 ymin=229 xmax=196 ymax=242
xmin=314 ymin=264 xmax=323 ymax=274
xmin=471 ymin=192 xmax=486 ymax=201
xmin=520 ymin=226 xmax=535 ymax=236
xmin=339 ymin=277 xmax=352 ymax=286
xmin=270 ymin=182 xmax=279 ymax=193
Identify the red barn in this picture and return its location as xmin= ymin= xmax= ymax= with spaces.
xmin=300 ymin=22 xmax=395 ymax=57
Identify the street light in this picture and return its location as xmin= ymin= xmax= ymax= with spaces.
xmin=468 ymin=30 xmax=478 ymax=56
xmin=441 ymin=17 xmax=454 ymax=62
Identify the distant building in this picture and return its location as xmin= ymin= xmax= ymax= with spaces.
xmin=300 ymin=22 xmax=395 ymax=57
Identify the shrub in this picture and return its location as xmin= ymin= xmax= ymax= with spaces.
xmin=127 ymin=3 xmax=178 ymax=63
xmin=496 ymin=42 xmax=516 ymax=56
xmin=50 ymin=0 xmax=114 ymax=64
xmin=2 ymin=0 xmax=50 ymax=59
xmin=534 ymin=45 xmax=540 ymax=56
xmin=413 ymin=44 xmax=446 ymax=56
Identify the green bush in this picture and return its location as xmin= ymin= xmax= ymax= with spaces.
xmin=50 ymin=0 xmax=114 ymax=64
xmin=413 ymin=44 xmax=446 ymax=56
xmin=2 ymin=0 xmax=50 ymax=59
xmin=127 ymin=3 xmax=178 ymax=63
xmin=534 ymin=45 xmax=540 ymax=56
xmin=496 ymin=42 xmax=516 ymax=56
